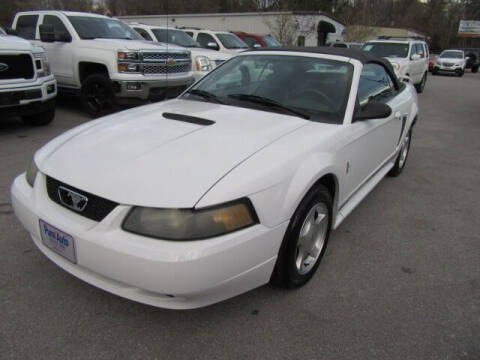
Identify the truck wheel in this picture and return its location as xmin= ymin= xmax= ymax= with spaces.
xmin=415 ymin=73 xmax=427 ymax=93
xmin=472 ymin=66 xmax=478 ymax=74
xmin=22 ymin=107 xmax=55 ymax=126
xmin=81 ymin=74 xmax=117 ymax=118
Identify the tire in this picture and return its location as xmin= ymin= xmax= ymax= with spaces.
xmin=81 ymin=74 xmax=117 ymax=118
xmin=472 ymin=66 xmax=478 ymax=74
xmin=388 ymin=128 xmax=412 ymax=177
xmin=455 ymin=68 xmax=463 ymax=77
xmin=432 ymin=68 xmax=438 ymax=75
xmin=271 ymin=184 xmax=333 ymax=288
xmin=415 ymin=73 xmax=427 ymax=93
xmin=21 ymin=107 xmax=55 ymax=126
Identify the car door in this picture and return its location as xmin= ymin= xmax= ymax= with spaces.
xmin=411 ymin=43 xmax=425 ymax=83
xmin=342 ymin=63 xmax=406 ymax=200
xmin=36 ymin=14 xmax=75 ymax=86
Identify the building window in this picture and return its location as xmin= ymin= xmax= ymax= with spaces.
xmin=297 ymin=36 xmax=305 ymax=47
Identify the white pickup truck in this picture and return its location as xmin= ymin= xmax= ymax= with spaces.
xmin=11 ymin=11 xmax=195 ymax=117
xmin=0 ymin=27 xmax=56 ymax=125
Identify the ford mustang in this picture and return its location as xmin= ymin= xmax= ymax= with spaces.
xmin=11 ymin=48 xmax=418 ymax=309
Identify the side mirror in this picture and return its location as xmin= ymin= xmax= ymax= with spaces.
xmin=465 ymin=56 xmax=470 ymax=61
xmin=411 ymin=54 xmax=421 ymax=61
xmin=39 ymin=24 xmax=55 ymax=43
xmin=253 ymin=43 xmax=262 ymax=48
xmin=6 ymin=27 xmax=16 ymax=35
xmin=354 ymin=102 xmax=392 ymax=122
xmin=57 ymin=31 xmax=72 ymax=42
xmin=206 ymin=42 xmax=219 ymax=50
xmin=400 ymin=75 xmax=410 ymax=83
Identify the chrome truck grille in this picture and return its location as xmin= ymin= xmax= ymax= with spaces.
xmin=140 ymin=51 xmax=191 ymax=75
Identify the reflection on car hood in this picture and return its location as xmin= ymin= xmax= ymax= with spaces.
xmin=36 ymin=99 xmax=307 ymax=208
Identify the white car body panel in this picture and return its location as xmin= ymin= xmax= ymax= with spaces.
xmin=11 ymin=50 xmax=419 ymax=309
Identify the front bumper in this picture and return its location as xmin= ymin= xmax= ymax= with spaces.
xmin=0 ymin=76 xmax=56 ymax=112
xmin=112 ymin=73 xmax=195 ymax=104
xmin=11 ymin=173 xmax=287 ymax=309
xmin=434 ymin=65 xmax=463 ymax=73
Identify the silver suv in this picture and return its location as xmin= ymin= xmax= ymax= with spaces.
xmin=362 ymin=37 xmax=429 ymax=93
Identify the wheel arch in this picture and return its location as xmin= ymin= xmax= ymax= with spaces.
xmin=78 ymin=62 xmax=110 ymax=84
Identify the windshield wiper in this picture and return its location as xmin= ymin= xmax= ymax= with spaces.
xmin=228 ymin=94 xmax=311 ymax=120
xmin=187 ymin=89 xmax=225 ymax=104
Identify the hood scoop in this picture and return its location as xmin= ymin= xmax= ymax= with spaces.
xmin=163 ymin=112 xmax=215 ymax=126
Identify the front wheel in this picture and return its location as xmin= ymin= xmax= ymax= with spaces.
xmin=81 ymin=74 xmax=117 ymax=118
xmin=271 ymin=184 xmax=332 ymax=288
xmin=388 ymin=128 xmax=412 ymax=177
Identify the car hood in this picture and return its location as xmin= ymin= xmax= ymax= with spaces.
xmin=82 ymin=38 xmax=188 ymax=52
xmin=36 ymin=99 xmax=307 ymax=208
xmin=384 ymin=57 xmax=408 ymax=64
xmin=0 ymin=34 xmax=36 ymax=51
xmin=438 ymin=57 xmax=463 ymax=63
xmin=189 ymin=48 xmax=232 ymax=61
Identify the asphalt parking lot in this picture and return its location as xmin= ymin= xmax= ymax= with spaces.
xmin=1 ymin=73 xmax=479 ymax=360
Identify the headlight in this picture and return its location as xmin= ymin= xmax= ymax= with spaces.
xmin=122 ymin=198 xmax=258 ymax=240
xmin=25 ymin=159 xmax=39 ymax=187
xmin=118 ymin=63 xmax=140 ymax=73
xmin=118 ymin=51 xmax=139 ymax=60
xmin=33 ymin=52 xmax=51 ymax=77
xmin=195 ymin=56 xmax=213 ymax=72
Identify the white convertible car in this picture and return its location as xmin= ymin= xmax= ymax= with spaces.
xmin=11 ymin=48 xmax=418 ymax=309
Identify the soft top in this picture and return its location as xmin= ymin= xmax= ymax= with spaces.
xmin=245 ymin=46 xmax=401 ymax=89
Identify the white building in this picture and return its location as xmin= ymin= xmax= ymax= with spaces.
xmin=119 ymin=11 xmax=345 ymax=46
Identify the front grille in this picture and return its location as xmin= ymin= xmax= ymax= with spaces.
xmin=444 ymin=63 xmax=454 ymax=67
xmin=143 ymin=63 xmax=191 ymax=75
xmin=0 ymin=54 xmax=34 ymax=80
xmin=140 ymin=51 xmax=191 ymax=75
xmin=0 ymin=89 xmax=42 ymax=107
xmin=46 ymin=176 xmax=118 ymax=222
xmin=142 ymin=52 xmax=189 ymax=61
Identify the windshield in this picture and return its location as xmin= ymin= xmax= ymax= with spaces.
xmin=183 ymin=55 xmax=353 ymax=123
xmin=362 ymin=42 xmax=410 ymax=58
xmin=440 ymin=51 xmax=463 ymax=59
xmin=152 ymin=28 xmax=199 ymax=47
xmin=68 ymin=16 xmax=143 ymax=40
xmin=216 ymin=33 xmax=248 ymax=49
xmin=262 ymin=35 xmax=281 ymax=47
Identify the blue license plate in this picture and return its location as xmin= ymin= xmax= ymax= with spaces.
xmin=39 ymin=220 xmax=77 ymax=263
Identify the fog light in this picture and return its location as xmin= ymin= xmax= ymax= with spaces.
xmin=126 ymin=82 xmax=141 ymax=91
xmin=47 ymin=84 xmax=55 ymax=94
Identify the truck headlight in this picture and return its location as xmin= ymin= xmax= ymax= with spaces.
xmin=118 ymin=52 xmax=139 ymax=60
xmin=122 ymin=198 xmax=258 ymax=240
xmin=26 ymin=159 xmax=39 ymax=187
xmin=195 ymin=56 xmax=213 ymax=72
xmin=118 ymin=63 xmax=140 ymax=73
xmin=34 ymin=52 xmax=51 ymax=77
